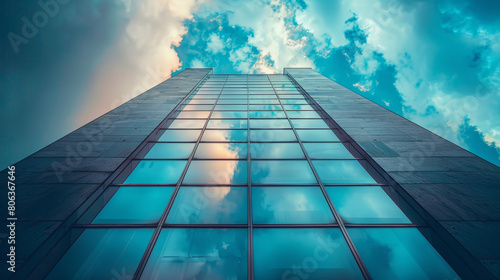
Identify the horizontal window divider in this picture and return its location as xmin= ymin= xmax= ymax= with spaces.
xmin=72 ymin=224 xmax=158 ymax=228
xmin=163 ymin=224 xmax=248 ymax=228
xmin=252 ymin=224 xmax=339 ymax=228
xmin=343 ymin=223 xmax=426 ymax=228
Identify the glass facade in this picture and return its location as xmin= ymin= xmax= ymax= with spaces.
xmin=46 ymin=74 xmax=460 ymax=279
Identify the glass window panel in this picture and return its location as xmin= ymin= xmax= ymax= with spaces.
xmin=250 ymin=119 xmax=291 ymax=128
xmin=348 ymin=228 xmax=459 ymax=280
xmin=218 ymin=95 xmax=248 ymax=99
xmin=249 ymin=99 xmax=280 ymax=104
xmin=46 ymin=229 xmax=153 ymax=280
xmin=296 ymin=129 xmax=340 ymax=142
xmin=184 ymin=99 xmax=217 ymax=105
xmin=249 ymin=129 xmax=297 ymax=142
xmin=249 ymin=105 xmax=282 ymax=111
xmin=287 ymin=110 xmax=321 ymax=118
xmin=326 ymin=186 xmax=411 ymax=224
xmin=253 ymin=228 xmax=363 ymax=280
xmin=202 ymin=130 xmax=247 ymax=142
xmin=211 ymin=111 xmax=248 ymax=118
xmin=207 ymin=119 xmax=247 ymax=129
xmin=280 ymin=99 xmax=309 ymax=104
xmin=124 ymin=160 xmax=187 ymax=184
xmin=184 ymin=160 xmax=248 ymax=185
xmin=167 ymin=187 xmax=247 ymax=224
xmin=196 ymin=90 xmax=221 ymax=94
xmin=291 ymin=119 xmax=329 ymax=129
xmin=183 ymin=105 xmax=214 ymax=110
xmin=215 ymin=105 xmax=248 ymax=111
xmin=313 ymin=160 xmax=376 ymax=184
xmin=249 ymin=90 xmax=275 ymax=94
xmin=251 ymin=160 xmax=316 ymax=184
xmin=142 ymin=228 xmax=247 ymax=280
xmin=251 ymin=143 xmax=304 ymax=159
xmin=279 ymin=95 xmax=306 ymax=99
xmin=93 ymin=187 xmax=174 ymax=224
xmin=191 ymin=94 xmax=219 ymax=99
xmin=252 ymin=187 xmax=334 ymax=224
xmin=249 ymin=111 xmax=286 ymax=119
xmin=283 ymin=104 xmax=314 ymax=110
xmin=158 ymin=130 xmax=201 ymax=142
xmin=195 ymin=143 xmax=247 ymax=159
xmin=177 ymin=111 xmax=211 ymax=118
xmin=144 ymin=143 xmax=195 ymax=159
xmin=303 ymin=143 xmax=353 ymax=159
xmin=216 ymin=99 xmax=248 ymax=104
xmin=249 ymin=95 xmax=277 ymax=99
xmin=168 ymin=119 xmax=206 ymax=129
xmin=221 ymin=90 xmax=248 ymax=94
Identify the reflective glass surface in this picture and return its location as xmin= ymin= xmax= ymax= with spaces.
xmin=313 ymin=160 xmax=376 ymax=184
xmin=184 ymin=160 xmax=248 ymax=184
xmin=249 ymin=111 xmax=286 ymax=118
xmin=124 ymin=160 xmax=187 ymax=184
xmin=177 ymin=111 xmax=211 ymax=118
xmin=249 ymin=105 xmax=282 ymax=110
xmin=142 ymin=228 xmax=247 ymax=280
xmin=291 ymin=119 xmax=329 ymax=129
xmin=250 ymin=143 xmax=304 ymax=159
xmin=144 ymin=143 xmax=195 ymax=159
xmin=286 ymin=110 xmax=321 ymax=118
xmin=326 ymin=187 xmax=411 ymax=224
xmin=202 ymin=130 xmax=247 ymax=142
xmin=303 ymin=143 xmax=353 ymax=159
xmin=158 ymin=129 xmax=201 ymax=142
xmin=349 ymin=228 xmax=459 ymax=280
xmin=283 ymin=104 xmax=314 ymax=110
xmin=93 ymin=187 xmax=174 ymax=224
xmin=252 ymin=187 xmax=334 ymax=224
xmin=250 ymin=119 xmax=291 ymax=128
xmin=211 ymin=111 xmax=248 ymax=118
xmin=249 ymin=129 xmax=297 ymax=142
xmin=251 ymin=160 xmax=316 ymax=184
xmin=167 ymin=187 xmax=247 ymax=224
xmin=207 ymin=119 xmax=247 ymax=129
xmin=195 ymin=143 xmax=247 ymax=159
xmin=47 ymin=229 xmax=153 ymax=280
xmin=168 ymin=119 xmax=206 ymax=129
xmin=296 ymin=129 xmax=340 ymax=142
xmin=253 ymin=228 xmax=364 ymax=280
xmin=215 ymin=105 xmax=248 ymax=110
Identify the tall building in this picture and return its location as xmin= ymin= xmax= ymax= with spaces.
xmin=3 ymin=68 xmax=499 ymax=279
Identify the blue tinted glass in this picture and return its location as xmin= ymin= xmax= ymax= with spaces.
xmin=144 ymin=143 xmax=195 ymax=159
xmin=47 ymin=229 xmax=153 ymax=280
xmin=250 ymin=119 xmax=291 ymax=128
xmin=249 ymin=95 xmax=277 ymax=99
xmin=191 ymin=94 xmax=219 ymax=99
xmin=183 ymin=105 xmax=214 ymax=110
xmin=313 ymin=160 xmax=376 ymax=184
xmin=249 ymin=99 xmax=280 ymax=104
xmin=195 ymin=143 xmax=247 ymax=159
xmin=142 ymin=228 xmax=247 ymax=280
xmin=218 ymin=95 xmax=247 ymax=99
xmin=349 ymin=228 xmax=459 ymax=280
xmin=158 ymin=130 xmax=201 ymax=142
xmin=184 ymin=160 xmax=248 ymax=185
xmin=168 ymin=119 xmax=206 ymax=129
xmin=211 ymin=111 xmax=248 ymax=118
xmin=177 ymin=111 xmax=211 ymax=118
xmin=254 ymin=228 xmax=363 ymax=280
xmin=221 ymin=90 xmax=247 ymax=94
xmin=327 ymin=187 xmax=410 ymax=224
xmin=207 ymin=119 xmax=247 ymax=129
xmin=279 ymin=95 xmax=306 ymax=99
xmin=249 ymin=111 xmax=286 ymax=118
xmin=251 ymin=143 xmax=304 ymax=159
xmin=124 ymin=160 xmax=187 ymax=184
xmin=251 ymin=160 xmax=316 ymax=184
xmin=296 ymin=129 xmax=340 ymax=142
xmin=283 ymin=104 xmax=314 ymax=110
xmin=249 ymin=129 xmax=297 ymax=142
xmin=184 ymin=99 xmax=216 ymax=105
xmin=304 ymin=143 xmax=353 ymax=159
xmin=249 ymin=105 xmax=282 ymax=110
xmin=167 ymin=187 xmax=247 ymax=224
xmin=287 ymin=110 xmax=321 ymax=118
xmin=217 ymin=99 xmax=248 ymax=104
xmin=291 ymin=119 xmax=329 ymax=129
xmin=202 ymin=130 xmax=247 ymax=142
xmin=215 ymin=105 xmax=248 ymax=110
xmin=253 ymin=187 xmax=334 ymax=224
xmin=281 ymin=99 xmax=309 ymax=104
xmin=93 ymin=187 xmax=174 ymax=224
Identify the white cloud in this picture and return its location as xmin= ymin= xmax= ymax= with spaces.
xmin=207 ymin=33 xmax=224 ymax=53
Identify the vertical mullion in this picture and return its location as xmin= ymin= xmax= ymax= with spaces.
xmin=246 ymin=77 xmax=254 ymax=280
xmin=271 ymin=75 xmax=373 ymax=280
xmin=132 ymin=75 xmax=223 ymax=279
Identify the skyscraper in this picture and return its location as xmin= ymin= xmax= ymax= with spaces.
xmin=3 ymin=68 xmax=499 ymax=279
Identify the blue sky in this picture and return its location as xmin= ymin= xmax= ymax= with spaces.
xmin=1 ymin=0 xmax=499 ymax=168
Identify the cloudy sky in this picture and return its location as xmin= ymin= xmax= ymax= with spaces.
xmin=1 ymin=0 xmax=499 ymax=168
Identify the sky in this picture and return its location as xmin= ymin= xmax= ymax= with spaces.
xmin=1 ymin=0 xmax=499 ymax=169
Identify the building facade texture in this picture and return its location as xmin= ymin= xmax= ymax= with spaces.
xmin=2 ymin=68 xmax=500 ymax=279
